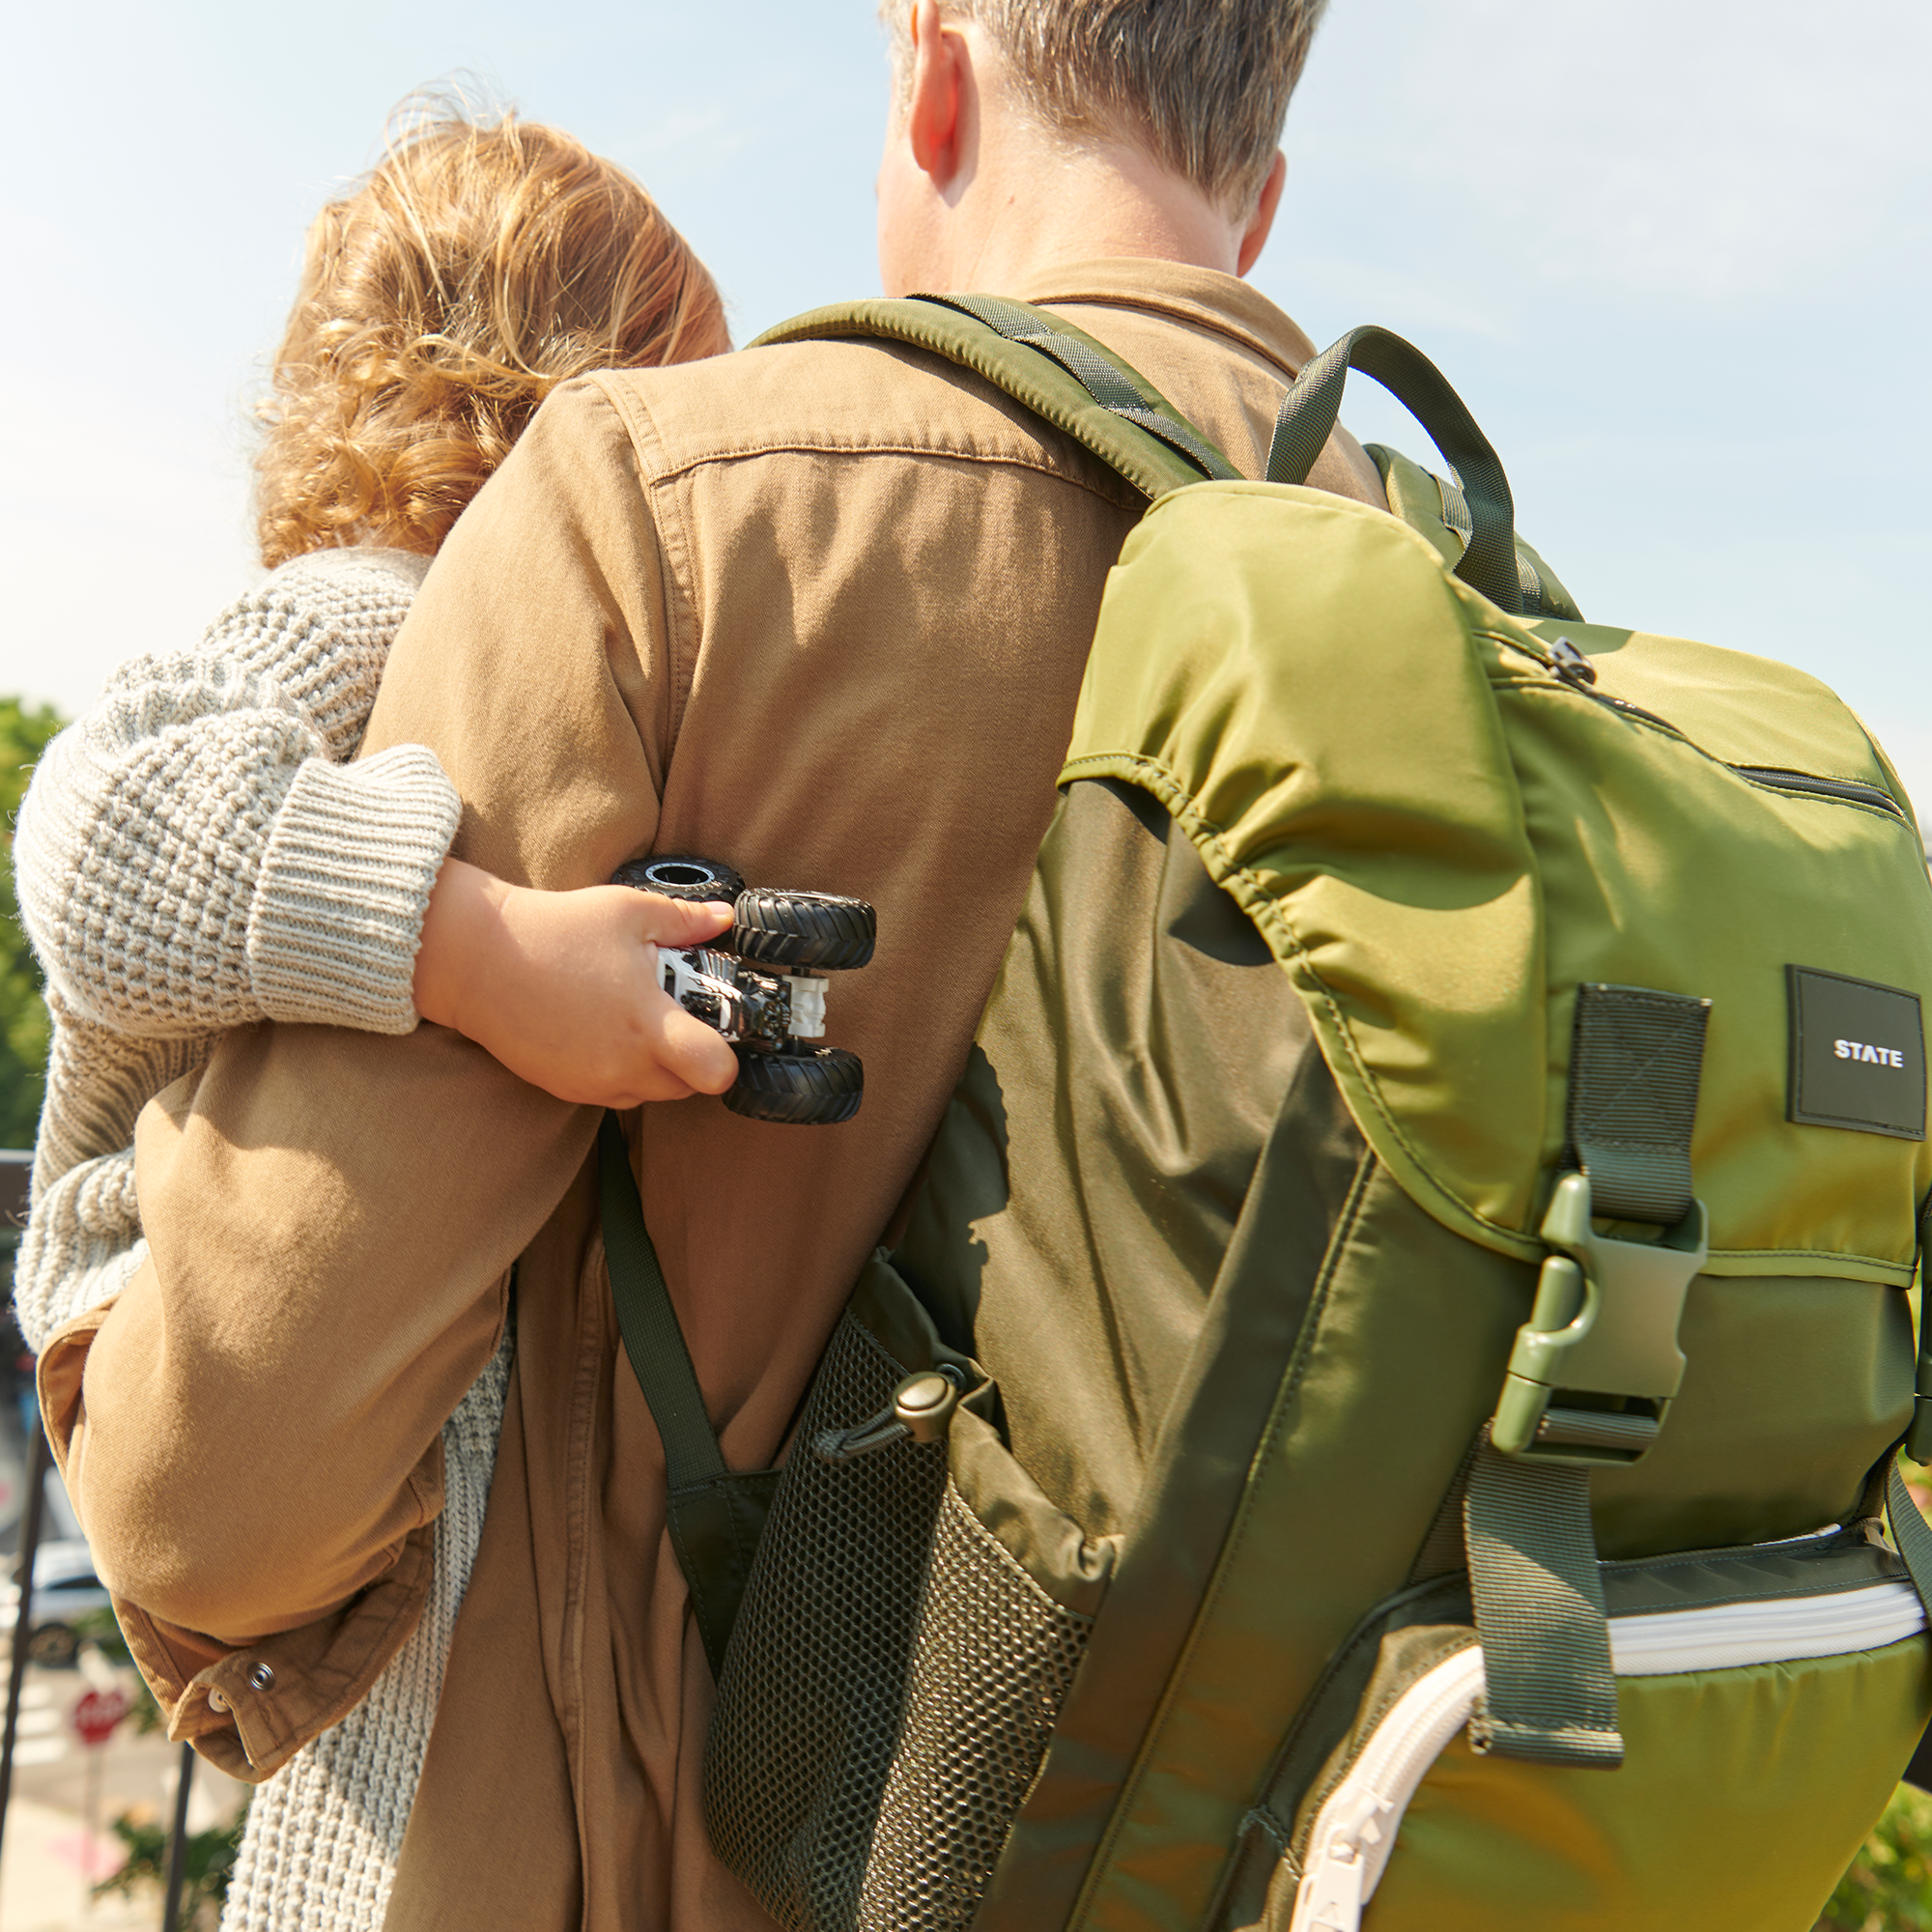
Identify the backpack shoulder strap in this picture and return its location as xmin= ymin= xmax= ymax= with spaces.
xmin=753 ymin=293 xmax=1239 ymax=501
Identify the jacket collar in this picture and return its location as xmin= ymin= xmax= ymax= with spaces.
xmin=1018 ymin=257 xmax=1321 ymax=384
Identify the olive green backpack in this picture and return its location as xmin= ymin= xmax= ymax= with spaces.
xmin=603 ymin=297 xmax=1932 ymax=1931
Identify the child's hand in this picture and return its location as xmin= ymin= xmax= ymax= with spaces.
xmin=412 ymin=859 xmax=740 ymax=1107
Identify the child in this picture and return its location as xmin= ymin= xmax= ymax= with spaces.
xmin=13 ymin=101 xmax=733 ymax=1931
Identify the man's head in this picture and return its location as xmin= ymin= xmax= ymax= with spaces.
xmin=876 ymin=0 xmax=1327 ymax=296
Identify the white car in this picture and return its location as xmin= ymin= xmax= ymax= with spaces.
xmin=0 ymin=1537 xmax=113 ymax=1668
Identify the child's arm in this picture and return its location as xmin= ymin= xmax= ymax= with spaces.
xmin=411 ymin=861 xmax=738 ymax=1106
xmin=14 ymin=874 xmax=735 ymax=1363
xmin=14 ymin=545 xmax=732 ymax=1442
xmin=14 ymin=546 xmax=451 ymax=1346
xmin=16 ymin=547 xmax=455 ymax=1041
xmin=20 ymin=542 xmax=737 ymax=1122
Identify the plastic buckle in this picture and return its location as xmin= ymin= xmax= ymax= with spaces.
xmin=1492 ymin=1171 xmax=1709 ymax=1464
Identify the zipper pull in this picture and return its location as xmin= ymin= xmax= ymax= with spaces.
xmin=1291 ymin=1843 xmax=1366 ymax=1932
xmin=1290 ymin=1789 xmax=1393 ymax=1932
xmin=1330 ymin=1787 xmax=1395 ymax=1851
xmin=1547 ymin=634 xmax=1597 ymax=686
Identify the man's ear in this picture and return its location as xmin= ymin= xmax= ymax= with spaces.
xmin=1236 ymin=152 xmax=1288 ymax=278
xmin=905 ymin=0 xmax=968 ymax=186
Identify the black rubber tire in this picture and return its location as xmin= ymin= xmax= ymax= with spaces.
xmin=725 ymin=1045 xmax=864 ymax=1125
xmin=730 ymin=889 xmax=877 ymax=972
xmin=611 ymin=854 xmax=745 ymax=905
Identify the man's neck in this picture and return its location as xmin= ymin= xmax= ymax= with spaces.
xmin=929 ymin=130 xmax=1249 ymax=296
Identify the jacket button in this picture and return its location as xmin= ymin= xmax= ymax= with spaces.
xmin=208 ymin=1690 xmax=228 ymax=1714
xmin=247 ymin=1663 xmax=275 ymax=1692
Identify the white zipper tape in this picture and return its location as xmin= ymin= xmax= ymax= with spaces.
xmin=1287 ymin=1578 xmax=1925 ymax=1932
xmin=1609 ymin=1580 xmax=1923 ymax=1675
xmin=1289 ymin=1647 xmax=1483 ymax=1932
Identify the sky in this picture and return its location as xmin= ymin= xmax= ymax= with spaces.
xmin=4 ymin=0 xmax=1928 ymax=797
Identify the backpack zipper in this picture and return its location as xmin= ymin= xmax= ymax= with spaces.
xmin=1490 ymin=631 xmax=1686 ymax=739
xmin=1492 ymin=635 xmax=1909 ymax=824
xmin=1729 ymin=765 xmax=1907 ymax=820
xmin=1288 ymin=1579 xmax=1925 ymax=1932
xmin=1289 ymin=1646 xmax=1483 ymax=1932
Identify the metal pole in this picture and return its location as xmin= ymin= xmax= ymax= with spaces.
xmin=83 ymin=1735 xmax=101 ymax=1914
xmin=160 ymin=1738 xmax=196 ymax=1932
xmin=0 ymin=1419 xmax=52 ymax=1867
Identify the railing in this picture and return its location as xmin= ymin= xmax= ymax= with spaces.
xmin=0 ymin=1147 xmax=203 ymax=1930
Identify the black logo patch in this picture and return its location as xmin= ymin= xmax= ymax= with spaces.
xmin=1787 ymin=966 xmax=1926 ymax=1141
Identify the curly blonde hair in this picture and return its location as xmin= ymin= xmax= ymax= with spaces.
xmin=256 ymin=106 xmax=728 ymax=568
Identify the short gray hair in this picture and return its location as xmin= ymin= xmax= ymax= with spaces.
xmin=879 ymin=0 xmax=1328 ymax=213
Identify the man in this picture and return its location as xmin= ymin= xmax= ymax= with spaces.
xmin=44 ymin=2 xmax=1382 ymax=1924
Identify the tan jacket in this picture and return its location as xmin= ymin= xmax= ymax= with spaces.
xmin=43 ymin=259 xmax=1383 ymax=1930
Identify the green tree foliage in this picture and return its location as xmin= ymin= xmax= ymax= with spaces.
xmin=0 ymin=697 xmax=64 ymax=1151
xmin=1818 ymin=1782 xmax=1932 ymax=1931
xmin=94 ymin=1808 xmax=243 ymax=1927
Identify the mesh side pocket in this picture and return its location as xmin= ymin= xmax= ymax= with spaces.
xmin=705 ymin=1312 xmax=1095 ymax=1932
xmin=856 ymin=1481 xmax=1093 ymax=1930
xmin=705 ymin=1313 xmax=949 ymax=1930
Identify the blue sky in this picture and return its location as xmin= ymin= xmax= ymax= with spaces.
xmin=5 ymin=0 xmax=1927 ymax=798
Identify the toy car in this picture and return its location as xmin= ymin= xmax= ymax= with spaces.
xmin=612 ymin=854 xmax=875 ymax=1126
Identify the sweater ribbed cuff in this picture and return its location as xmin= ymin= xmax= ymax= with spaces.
xmin=247 ymin=748 xmax=463 ymax=1034
xmin=14 ymin=1150 xmax=148 ymax=1353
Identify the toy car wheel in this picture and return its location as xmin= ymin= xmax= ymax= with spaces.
xmin=26 ymin=1622 xmax=78 ymax=1670
xmin=725 ymin=1045 xmax=864 ymax=1125
xmin=730 ymin=889 xmax=877 ymax=972
xmin=611 ymin=854 xmax=745 ymax=905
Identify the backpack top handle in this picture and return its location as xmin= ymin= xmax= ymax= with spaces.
xmin=1268 ymin=325 xmax=1525 ymax=615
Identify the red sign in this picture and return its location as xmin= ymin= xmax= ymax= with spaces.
xmin=70 ymin=1688 xmax=130 ymax=1747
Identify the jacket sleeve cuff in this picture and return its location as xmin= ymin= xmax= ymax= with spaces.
xmin=38 ymin=1299 xmax=439 ymax=1781
xmin=247 ymin=747 xmax=463 ymax=1034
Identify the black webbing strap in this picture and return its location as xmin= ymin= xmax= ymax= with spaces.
xmin=1846 ymin=1445 xmax=1932 ymax=1616
xmin=1568 ymin=984 xmax=1713 ymax=1225
xmin=1464 ymin=1435 xmax=1623 ymax=1768
xmin=1266 ymin=325 xmax=1523 ymax=614
xmin=1463 ymin=983 xmax=1710 ymax=1767
xmin=598 ymin=1112 xmax=778 ymax=1678
xmin=1436 ymin=469 xmax=1550 ymax=615
xmin=920 ymin=293 xmax=1242 ymax=486
xmin=1888 ymin=1459 xmax=1932 ymax=1611
xmin=598 ymin=1113 xmax=726 ymax=1489
xmin=1435 ymin=469 xmax=1474 ymax=548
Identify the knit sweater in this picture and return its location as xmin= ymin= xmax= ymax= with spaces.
xmin=14 ymin=545 xmax=495 ymax=1932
